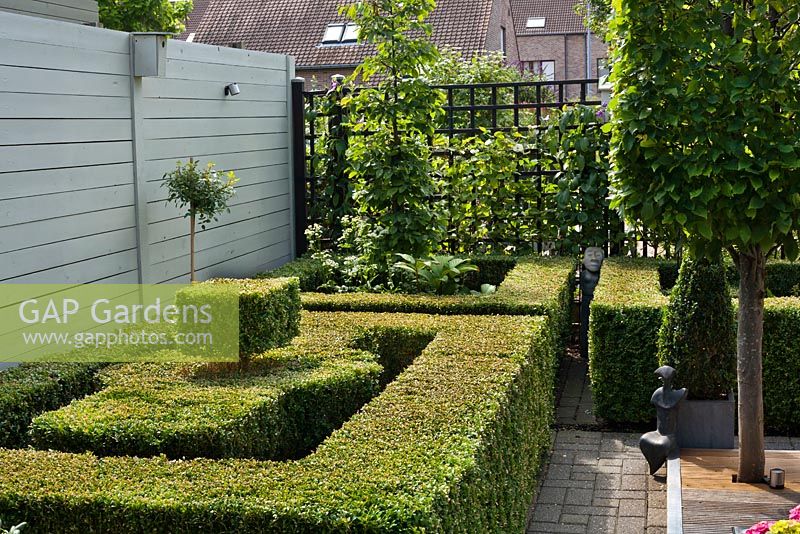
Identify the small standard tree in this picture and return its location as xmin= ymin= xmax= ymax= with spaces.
xmin=609 ymin=0 xmax=800 ymax=481
xmin=163 ymin=159 xmax=237 ymax=281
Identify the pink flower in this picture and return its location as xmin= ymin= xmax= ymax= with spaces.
xmin=789 ymin=505 xmax=800 ymax=521
xmin=745 ymin=521 xmax=775 ymax=534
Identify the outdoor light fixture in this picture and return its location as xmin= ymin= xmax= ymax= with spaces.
xmin=224 ymin=83 xmax=240 ymax=96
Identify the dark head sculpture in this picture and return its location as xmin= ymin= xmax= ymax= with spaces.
xmin=654 ymin=365 xmax=676 ymax=389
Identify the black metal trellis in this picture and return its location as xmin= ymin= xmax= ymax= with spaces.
xmin=291 ymin=77 xmax=661 ymax=257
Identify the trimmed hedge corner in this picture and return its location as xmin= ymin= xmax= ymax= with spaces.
xmin=0 ymin=363 xmax=105 ymax=448
xmin=178 ymin=277 xmax=301 ymax=357
xmin=0 ymin=312 xmax=557 ymax=533
xmin=590 ymin=258 xmax=800 ymax=431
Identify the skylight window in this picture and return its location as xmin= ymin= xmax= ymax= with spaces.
xmin=341 ymin=23 xmax=359 ymax=42
xmin=322 ymin=24 xmax=345 ymax=44
xmin=526 ymin=17 xmax=546 ymax=28
xmin=322 ymin=23 xmax=359 ymax=44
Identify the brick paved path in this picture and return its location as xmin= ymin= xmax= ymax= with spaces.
xmin=526 ymin=430 xmax=667 ymax=534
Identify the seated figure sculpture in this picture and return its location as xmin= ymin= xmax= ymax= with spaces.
xmin=639 ymin=365 xmax=687 ymax=475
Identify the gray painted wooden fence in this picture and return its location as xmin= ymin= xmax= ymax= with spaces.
xmin=0 ymin=11 xmax=296 ymax=284
xmin=0 ymin=0 xmax=98 ymax=25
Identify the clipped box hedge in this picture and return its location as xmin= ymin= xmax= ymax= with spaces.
xmin=0 ymin=311 xmax=557 ymax=533
xmin=589 ymin=258 xmax=800 ymax=431
xmin=178 ymin=277 xmax=301 ymax=357
xmin=28 ymin=314 xmax=441 ymax=460
xmin=0 ymin=363 xmax=105 ymax=449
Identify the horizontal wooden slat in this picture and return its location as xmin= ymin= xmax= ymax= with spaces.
xmin=0 ymin=228 xmax=137 ymax=280
xmin=144 ymin=166 xmax=289 ymax=202
xmin=147 ymin=181 xmax=290 ymax=226
xmin=165 ymin=58 xmax=287 ymax=86
xmin=0 ymin=119 xmax=131 ymax=146
xmin=142 ymin=149 xmax=288 ymax=180
xmin=142 ymin=117 xmax=288 ymax=139
xmin=0 ymin=184 xmax=134 ymax=227
xmin=166 ymin=40 xmax=287 ymax=70
xmin=152 ymin=237 xmax=291 ymax=283
xmin=9 ymin=248 xmax=139 ymax=284
xmin=0 ymin=11 xmax=123 ymax=53
xmin=0 ymin=206 xmax=135 ymax=253
xmin=0 ymin=0 xmax=97 ymax=24
xmin=0 ymin=37 xmax=128 ymax=75
xmin=0 ymin=65 xmax=130 ymax=98
xmin=140 ymin=97 xmax=287 ymax=119
xmin=0 ymin=141 xmax=132 ymax=173
xmin=150 ymin=221 xmax=289 ymax=265
xmin=139 ymin=78 xmax=287 ymax=103
xmin=0 ymin=93 xmax=130 ymax=119
xmin=0 ymin=163 xmax=133 ymax=200
xmin=148 ymin=197 xmax=289 ymax=244
xmin=142 ymin=133 xmax=288 ymax=161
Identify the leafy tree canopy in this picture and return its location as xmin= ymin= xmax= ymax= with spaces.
xmin=99 ymin=0 xmax=193 ymax=33
xmin=608 ymin=0 xmax=800 ymax=260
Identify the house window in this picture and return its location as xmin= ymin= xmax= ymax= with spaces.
xmin=526 ymin=60 xmax=555 ymax=81
xmin=500 ymin=26 xmax=506 ymax=55
xmin=322 ymin=23 xmax=359 ymax=44
xmin=526 ymin=17 xmax=546 ymax=28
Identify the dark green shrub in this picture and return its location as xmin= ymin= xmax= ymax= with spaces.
xmin=463 ymin=255 xmax=517 ymax=289
xmin=0 ymin=313 xmax=557 ymax=533
xmin=762 ymin=298 xmax=800 ymax=434
xmin=657 ymin=257 xmax=736 ymax=399
xmin=0 ymin=363 xmax=105 ymax=448
xmin=256 ymin=257 xmax=327 ymax=292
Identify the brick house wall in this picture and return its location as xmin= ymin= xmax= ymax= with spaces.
xmin=517 ymin=33 xmax=607 ymax=81
xmin=485 ymin=0 xmax=520 ymax=64
xmin=298 ymin=67 xmax=357 ymax=91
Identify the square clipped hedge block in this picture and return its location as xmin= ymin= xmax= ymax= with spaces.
xmin=0 ymin=312 xmax=559 ymax=533
xmin=177 ymin=277 xmax=301 ymax=358
xmin=589 ymin=258 xmax=800 ymax=430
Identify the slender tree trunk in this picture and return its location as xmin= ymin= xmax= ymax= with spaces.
xmin=736 ymin=246 xmax=766 ymax=482
xmin=190 ymin=214 xmax=196 ymax=282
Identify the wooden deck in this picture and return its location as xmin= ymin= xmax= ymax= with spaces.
xmin=681 ymin=449 xmax=800 ymax=534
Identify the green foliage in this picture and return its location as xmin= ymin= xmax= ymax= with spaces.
xmin=609 ymin=0 xmax=800 ymax=260
xmin=426 ymin=49 xmax=531 ymax=85
xmin=657 ymin=257 xmax=736 ymax=399
xmin=341 ymin=0 xmax=445 ymax=265
xmin=0 ymin=364 xmax=105 ymax=448
xmin=194 ymin=277 xmax=301 ymax=358
xmin=255 ymin=256 xmax=327 ymax=292
xmin=162 ymin=159 xmax=237 ymax=230
xmin=393 ymin=254 xmax=478 ymax=295
xmin=0 ymin=312 xmax=558 ymax=532
xmin=575 ymin=0 xmax=612 ymax=39
xmin=762 ymin=299 xmax=800 ymax=433
xmin=98 ymin=0 xmax=192 ymax=33
xmin=436 ymin=129 xmax=535 ymax=252
xmin=547 ymin=105 xmax=624 ymax=254
xmin=590 ymin=258 xmax=800 ymax=428
xmin=588 ymin=259 xmax=667 ymax=423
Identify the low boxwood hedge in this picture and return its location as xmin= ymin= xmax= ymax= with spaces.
xmin=298 ymin=257 xmax=576 ymax=347
xmin=28 ymin=315 xmax=442 ymax=460
xmin=0 ymin=363 xmax=105 ymax=449
xmin=0 ymin=311 xmax=557 ymax=533
xmin=590 ymin=258 xmax=800 ymax=431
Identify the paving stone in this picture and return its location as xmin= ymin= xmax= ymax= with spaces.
xmin=618 ymin=498 xmax=646 ymax=517
xmin=563 ymin=505 xmax=617 ymax=517
xmin=571 ymin=471 xmax=597 ymax=481
xmin=592 ymin=497 xmax=620 ymax=508
xmin=565 ymin=488 xmax=594 ymax=506
xmin=588 ymin=514 xmax=616 ymax=533
xmin=562 ymin=513 xmax=589 ymax=525
xmin=596 ymin=474 xmax=622 ymax=490
xmin=537 ymin=486 xmax=567 ymax=504
xmin=645 ymin=528 xmax=667 ymax=534
xmin=646 ymin=505 xmax=667 ymax=527
xmin=621 ymin=474 xmax=646 ymax=490
xmin=546 ymin=478 xmax=595 ymax=489
xmin=615 ymin=516 xmax=646 ymax=533
xmin=527 ymin=523 xmax=587 ymax=534
xmin=622 ymin=459 xmax=647 ymax=474
xmin=531 ymin=503 xmax=562 ymax=523
xmin=547 ymin=464 xmax=572 ymax=480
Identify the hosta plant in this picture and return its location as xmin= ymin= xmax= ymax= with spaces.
xmin=394 ymin=254 xmax=478 ymax=295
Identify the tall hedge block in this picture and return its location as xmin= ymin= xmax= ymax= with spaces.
xmin=763 ymin=298 xmax=800 ymax=434
xmin=178 ymin=277 xmax=301 ymax=357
